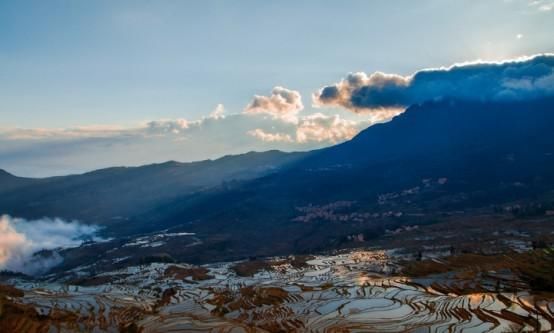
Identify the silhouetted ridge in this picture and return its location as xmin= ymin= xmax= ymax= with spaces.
xmin=301 ymin=97 xmax=554 ymax=168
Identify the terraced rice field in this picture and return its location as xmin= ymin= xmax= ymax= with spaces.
xmin=7 ymin=250 xmax=554 ymax=332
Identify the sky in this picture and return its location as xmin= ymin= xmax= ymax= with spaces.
xmin=1 ymin=0 xmax=553 ymax=176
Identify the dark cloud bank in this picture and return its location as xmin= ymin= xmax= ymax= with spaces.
xmin=314 ymin=54 xmax=554 ymax=112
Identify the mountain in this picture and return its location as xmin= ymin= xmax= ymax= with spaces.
xmin=305 ymin=97 xmax=554 ymax=168
xmin=121 ymin=97 xmax=554 ymax=262
xmin=0 ymin=169 xmax=34 ymax=194
xmin=0 ymin=150 xmax=306 ymax=226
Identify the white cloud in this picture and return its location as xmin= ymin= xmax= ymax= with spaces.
xmin=244 ymin=86 xmax=304 ymax=122
xmin=247 ymin=113 xmax=373 ymax=144
xmin=528 ymin=0 xmax=554 ymax=11
xmin=241 ymin=86 xmax=374 ymax=144
xmin=0 ymin=215 xmax=104 ymax=275
xmin=146 ymin=118 xmax=192 ymax=135
xmin=0 ymin=125 xmax=130 ymax=141
xmin=247 ymin=129 xmax=294 ymax=143
xmin=210 ymin=104 xmax=225 ymax=119
xmin=295 ymin=113 xmax=367 ymax=144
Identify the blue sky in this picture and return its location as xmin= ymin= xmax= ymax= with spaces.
xmin=0 ymin=0 xmax=553 ymax=176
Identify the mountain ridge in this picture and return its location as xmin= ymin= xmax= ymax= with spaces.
xmin=0 ymin=149 xmax=307 ymax=224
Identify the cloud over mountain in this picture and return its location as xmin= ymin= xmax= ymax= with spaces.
xmin=313 ymin=54 xmax=554 ymax=113
xmin=248 ymin=113 xmax=370 ymax=144
xmin=0 ymin=215 xmax=103 ymax=275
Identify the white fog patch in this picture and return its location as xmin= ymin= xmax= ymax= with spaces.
xmin=0 ymin=215 xmax=104 ymax=275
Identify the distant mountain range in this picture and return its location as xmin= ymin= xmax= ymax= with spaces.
xmin=2 ymin=97 xmax=554 ymax=264
xmin=0 ymin=150 xmax=306 ymax=227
